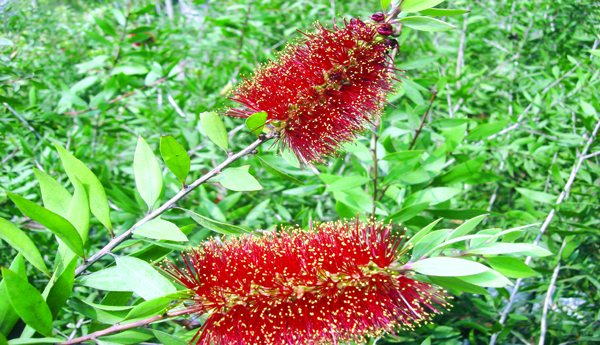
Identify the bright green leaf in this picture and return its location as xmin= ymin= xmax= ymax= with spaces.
xmin=419 ymin=8 xmax=469 ymax=16
xmin=183 ymin=208 xmax=250 ymax=235
xmin=469 ymin=243 xmax=553 ymax=257
xmin=0 ymin=218 xmax=49 ymax=277
xmin=385 ymin=202 xmax=430 ymax=224
xmin=134 ymin=136 xmax=163 ymax=211
xmin=399 ymin=16 xmax=456 ymax=31
xmin=457 ymin=270 xmax=513 ymax=287
xmin=447 ymin=214 xmax=488 ymax=241
xmin=412 ymin=229 xmax=451 ymax=259
xmin=486 ymin=257 xmax=536 ymax=278
xmin=515 ymin=187 xmax=557 ymax=204
xmin=200 ymin=111 xmax=229 ymax=151
xmin=465 ymin=120 xmax=509 ymax=140
xmin=219 ymin=166 xmax=262 ymax=191
xmin=0 ymin=254 xmax=27 ymax=336
xmin=33 ymin=169 xmax=72 ymax=218
xmin=412 ymin=257 xmax=490 ymax=276
xmin=404 ymin=187 xmax=461 ymax=206
xmin=401 ymin=0 xmax=445 ymax=12
xmin=160 ymin=135 xmax=190 ymax=185
xmin=326 ymin=176 xmax=370 ymax=192
xmin=256 ymin=156 xmax=304 ymax=185
xmin=75 ymin=267 xmax=132 ymax=292
xmin=245 ymin=111 xmax=268 ymax=137
xmin=115 ymin=256 xmax=176 ymax=301
xmin=133 ymin=218 xmax=188 ymax=242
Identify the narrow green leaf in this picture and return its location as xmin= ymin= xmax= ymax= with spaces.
xmin=589 ymin=49 xmax=600 ymax=57
xmin=46 ymin=257 xmax=76 ymax=319
xmin=399 ymin=16 xmax=456 ymax=31
xmin=404 ymin=187 xmax=461 ymax=206
xmin=457 ymin=270 xmax=513 ymax=287
xmin=8 ymin=194 xmax=84 ymax=258
xmin=245 ymin=111 xmax=268 ymax=137
xmin=183 ymin=208 xmax=250 ymax=235
xmin=0 ymin=254 xmax=27 ymax=336
xmin=381 ymin=150 xmax=423 ymax=163
xmin=256 ymin=156 xmax=304 ymax=185
xmin=54 ymin=143 xmax=112 ymax=232
xmin=412 ymin=229 xmax=452 ymax=259
xmin=160 ymin=135 xmax=191 ymax=185
xmin=447 ymin=214 xmax=488 ymax=241
xmin=122 ymin=296 xmax=171 ymax=321
xmin=412 ymin=257 xmax=490 ymax=276
xmin=428 ymin=276 xmax=490 ymax=295
xmin=385 ymin=202 xmax=430 ymax=224
xmin=465 ymin=120 xmax=510 ymax=140
xmin=401 ymin=0 xmax=445 ymax=12
xmin=75 ymin=267 xmax=132 ymax=292
xmin=134 ymin=136 xmax=164 ymax=211
xmin=115 ymin=256 xmax=176 ymax=301
xmin=68 ymin=177 xmax=90 ymax=244
xmin=132 ymin=218 xmax=188 ymax=242
xmin=515 ymin=187 xmax=557 ymax=204
xmin=468 ymin=243 xmax=553 ymax=257
xmin=7 ymin=338 xmax=66 ymax=344
xmin=419 ymin=8 xmax=469 ymax=16
xmin=402 ymin=217 xmax=442 ymax=252
xmin=200 ymin=111 xmax=228 ymax=151
xmin=434 ymin=156 xmax=485 ymax=185
xmin=33 ymin=169 xmax=72 ymax=218
xmin=325 ymin=176 xmax=370 ymax=192
xmin=0 ymin=218 xmax=49 ymax=276
xmin=486 ymin=257 xmax=536 ymax=278
xmin=426 ymin=209 xmax=497 ymax=220
xmin=219 ymin=166 xmax=263 ymax=191
xmin=152 ymin=330 xmax=187 ymax=345
xmin=1 ymin=268 xmax=53 ymax=337
xmin=78 ymin=299 xmax=134 ymax=311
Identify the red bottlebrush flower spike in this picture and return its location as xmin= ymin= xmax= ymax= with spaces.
xmin=161 ymin=219 xmax=448 ymax=345
xmin=226 ymin=19 xmax=397 ymax=165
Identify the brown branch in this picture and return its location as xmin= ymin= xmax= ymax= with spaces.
xmin=57 ymin=307 xmax=195 ymax=344
xmin=63 ymin=76 xmax=169 ymax=116
xmin=408 ymin=91 xmax=437 ymax=150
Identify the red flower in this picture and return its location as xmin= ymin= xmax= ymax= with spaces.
xmin=226 ymin=19 xmax=397 ymax=165
xmin=161 ymin=219 xmax=448 ymax=345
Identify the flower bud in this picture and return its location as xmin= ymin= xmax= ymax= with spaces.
xmin=377 ymin=23 xmax=394 ymax=36
xmin=370 ymin=12 xmax=386 ymax=22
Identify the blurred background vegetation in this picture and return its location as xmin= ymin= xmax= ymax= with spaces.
xmin=1 ymin=0 xmax=600 ymax=344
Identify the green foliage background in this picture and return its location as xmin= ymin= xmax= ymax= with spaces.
xmin=1 ymin=0 xmax=599 ymax=344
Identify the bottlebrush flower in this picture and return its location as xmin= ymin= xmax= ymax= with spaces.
xmin=226 ymin=18 xmax=398 ymax=165
xmin=161 ymin=219 xmax=448 ymax=345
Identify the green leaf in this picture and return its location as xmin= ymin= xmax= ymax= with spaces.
xmin=7 ymin=338 xmax=66 ymax=344
xmin=75 ymin=267 xmax=132 ymax=292
xmin=110 ymin=65 xmax=149 ymax=75
xmin=325 ymin=176 xmax=370 ymax=192
xmin=55 ymin=143 xmax=112 ymax=232
xmin=457 ymin=270 xmax=513 ymax=287
xmin=33 ymin=169 xmax=72 ymax=218
xmin=381 ymin=150 xmax=423 ymax=163
xmin=412 ymin=229 xmax=452 ymax=259
xmin=465 ymin=120 xmax=510 ymax=140
xmin=98 ymin=329 xmax=154 ymax=344
xmin=132 ymin=218 xmax=188 ymax=242
xmin=0 ymin=254 xmax=27 ymax=336
xmin=515 ymin=187 xmax=557 ymax=204
xmin=486 ymin=257 xmax=536 ymax=278
xmin=134 ymin=136 xmax=163 ymax=211
xmin=1 ymin=268 xmax=53 ymax=337
xmin=589 ymin=49 xmax=600 ymax=57
xmin=468 ymin=243 xmax=552 ymax=257
xmin=426 ymin=209 xmax=497 ymax=220
xmin=447 ymin=214 xmax=488 ymax=241
xmin=419 ymin=8 xmax=469 ymax=16
xmin=385 ymin=202 xmax=430 ymax=224
xmin=219 ymin=166 xmax=263 ymax=191
xmin=428 ymin=276 xmax=490 ymax=295
xmin=0 ymin=218 xmax=49 ymax=276
xmin=122 ymin=296 xmax=171 ymax=321
xmin=46 ymin=257 xmax=76 ymax=319
xmin=434 ymin=156 xmax=485 ymax=185
xmin=8 ymin=193 xmax=84 ymax=258
xmin=245 ymin=111 xmax=268 ymax=137
xmin=401 ymin=0 xmax=446 ymax=12
xmin=402 ymin=218 xmax=442 ymax=252
xmin=160 ymin=135 xmax=191 ymax=185
xmin=399 ymin=16 xmax=456 ymax=31
xmin=152 ymin=330 xmax=187 ymax=345
xmin=200 ymin=111 xmax=229 ymax=151
xmin=256 ymin=156 xmax=304 ymax=185
xmin=381 ymin=0 xmax=392 ymax=11
xmin=183 ymin=208 xmax=250 ymax=235
xmin=411 ymin=257 xmax=490 ymax=276
xmin=404 ymin=187 xmax=461 ymax=206
xmin=0 ymin=38 xmax=14 ymax=46
xmin=115 ymin=256 xmax=176 ymax=301
xmin=68 ymin=177 xmax=90 ymax=244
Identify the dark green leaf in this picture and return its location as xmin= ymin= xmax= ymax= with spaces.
xmin=0 ymin=254 xmax=26 ymax=336
xmin=447 ymin=214 xmax=488 ymax=241
xmin=402 ymin=218 xmax=442 ymax=252
xmin=465 ymin=120 xmax=510 ymax=140
xmin=122 ymin=296 xmax=171 ymax=321
xmin=160 ymin=135 xmax=191 ymax=185
xmin=434 ymin=156 xmax=485 ymax=185
xmin=46 ymin=257 xmax=76 ymax=319
xmin=8 ymin=193 xmax=84 ymax=258
xmin=428 ymin=276 xmax=490 ymax=295
xmin=486 ymin=257 xmax=536 ymax=278
xmin=1 ymin=268 xmax=53 ymax=337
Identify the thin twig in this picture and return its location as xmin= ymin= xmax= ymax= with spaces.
xmin=236 ymin=4 xmax=252 ymax=57
xmin=74 ymin=132 xmax=275 ymax=277
xmin=489 ymin=119 xmax=600 ymax=345
xmin=455 ymin=8 xmax=469 ymax=89
xmin=0 ymin=148 xmax=20 ymax=167
xmin=58 ymin=307 xmax=195 ymax=344
xmin=0 ymin=75 xmax=36 ymax=85
xmin=63 ymin=76 xmax=169 ymax=116
xmin=539 ymin=240 xmax=566 ymax=345
xmin=541 ymin=62 xmax=581 ymax=95
xmin=3 ymin=102 xmax=43 ymax=141
xmin=112 ymin=0 xmax=134 ymax=68
xmin=166 ymin=93 xmax=186 ymax=118
xmin=371 ymin=117 xmax=380 ymax=217
xmin=408 ymin=91 xmax=436 ymax=150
